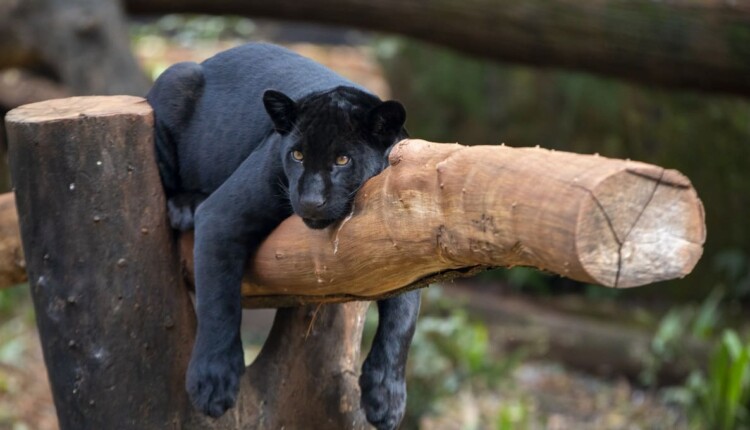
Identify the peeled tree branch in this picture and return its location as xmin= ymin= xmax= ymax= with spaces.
xmin=213 ymin=139 xmax=705 ymax=307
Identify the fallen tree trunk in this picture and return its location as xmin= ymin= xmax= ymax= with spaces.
xmin=0 ymin=70 xmax=71 ymax=112
xmin=1 ymin=0 xmax=748 ymax=97
xmin=125 ymin=0 xmax=750 ymax=96
xmin=447 ymin=287 xmax=709 ymax=384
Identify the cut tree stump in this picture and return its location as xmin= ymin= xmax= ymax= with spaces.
xmin=6 ymin=96 xmax=199 ymax=429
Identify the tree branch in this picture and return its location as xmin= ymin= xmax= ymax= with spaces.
xmin=0 ymin=0 xmax=149 ymax=95
xmin=125 ymin=0 xmax=750 ymax=96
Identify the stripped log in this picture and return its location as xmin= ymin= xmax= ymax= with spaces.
xmin=233 ymin=139 xmax=705 ymax=308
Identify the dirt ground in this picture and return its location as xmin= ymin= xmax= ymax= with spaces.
xmin=0 ymin=304 xmax=56 ymax=430
xmin=419 ymin=363 xmax=686 ymax=430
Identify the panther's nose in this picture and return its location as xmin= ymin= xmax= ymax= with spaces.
xmin=299 ymin=194 xmax=327 ymax=214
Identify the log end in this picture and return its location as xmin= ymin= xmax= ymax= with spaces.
xmin=5 ymin=95 xmax=150 ymax=124
xmin=576 ymin=165 xmax=706 ymax=288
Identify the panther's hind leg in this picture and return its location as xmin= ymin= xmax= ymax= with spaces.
xmin=167 ymin=192 xmax=207 ymax=231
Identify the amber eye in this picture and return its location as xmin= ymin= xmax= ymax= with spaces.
xmin=335 ymin=155 xmax=350 ymax=166
xmin=291 ymin=150 xmax=304 ymax=162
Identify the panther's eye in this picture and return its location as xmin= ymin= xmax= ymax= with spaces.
xmin=335 ymin=155 xmax=350 ymax=166
xmin=291 ymin=150 xmax=304 ymax=162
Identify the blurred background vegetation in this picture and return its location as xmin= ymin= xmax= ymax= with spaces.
xmin=1 ymin=5 xmax=750 ymax=430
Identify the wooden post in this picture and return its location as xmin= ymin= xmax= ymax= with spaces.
xmin=6 ymin=96 xmax=198 ymax=429
xmin=234 ymin=303 xmax=370 ymax=429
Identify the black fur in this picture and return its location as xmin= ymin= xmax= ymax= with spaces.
xmin=146 ymin=43 xmax=420 ymax=430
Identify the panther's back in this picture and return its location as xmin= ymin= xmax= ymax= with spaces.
xmin=147 ymin=43 xmax=366 ymax=195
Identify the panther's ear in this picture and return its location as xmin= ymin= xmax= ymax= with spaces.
xmin=367 ymin=100 xmax=406 ymax=138
xmin=263 ymin=90 xmax=297 ymax=135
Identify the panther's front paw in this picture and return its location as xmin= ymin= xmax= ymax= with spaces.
xmin=359 ymin=358 xmax=407 ymax=430
xmin=186 ymin=348 xmax=245 ymax=418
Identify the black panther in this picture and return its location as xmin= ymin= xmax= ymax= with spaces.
xmin=146 ymin=43 xmax=420 ymax=430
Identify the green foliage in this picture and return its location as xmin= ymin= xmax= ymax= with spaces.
xmin=0 ymin=288 xmax=35 ymax=370
xmin=478 ymin=267 xmax=554 ymax=294
xmin=714 ymin=249 xmax=750 ymax=299
xmin=666 ymin=330 xmax=750 ymax=430
xmin=0 ymin=316 xmax=29 ymax=368
xmin=495 ymin=398 xmax=532 ymax=430
xmin=0 ymin=287 xmax=31 ymax=321
xmin=131 ymin=15 xmax=256 ymax=45
xmin=130 ymin=15 xmax=257 ymax=80
xmin=642 ymin=288 xmax=724 ymax=386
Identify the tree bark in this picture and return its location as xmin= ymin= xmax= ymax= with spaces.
xmin=0 ymin=70 xmax=72 ymax=191
xmin=0 ymin=0 xmax=149 ymax=96
xmin=124 ymin=0 xmax=750 ymax=96
xmin=5 ymin=95 xmax=372 ymax=429
xmin=233 ymin=303 xmax=370 ymax=430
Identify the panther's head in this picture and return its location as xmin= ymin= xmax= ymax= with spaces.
xmin=263 ymin=86 xmax=407 ymax=229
